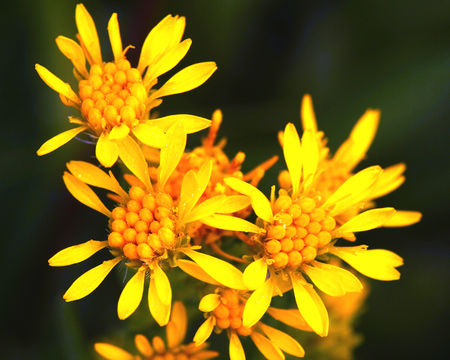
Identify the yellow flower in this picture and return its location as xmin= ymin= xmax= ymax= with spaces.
xmin=219 ymin=119 xmax=421 ymax=337
xmin=194 ymin=287 xmax=307 ymax=360
xmin=95 ymin=301 xmax=219 ymax=360
xmin=48 ymin=123 xmax=249 ymax=325
xmin=35 ymin=3 xmax=216 ymax=166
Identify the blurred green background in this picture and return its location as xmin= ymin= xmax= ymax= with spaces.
xmin=1 ymin=0 xmax=449 ymax=359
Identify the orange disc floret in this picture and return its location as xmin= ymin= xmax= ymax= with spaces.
xmin=213 ymin=290 xmax=253 ymax=336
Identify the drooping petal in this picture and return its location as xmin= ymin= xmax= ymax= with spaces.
xmin=194 ymin=317 xmax=215 ymax=345
xmin=48 ymin=240 xmax=107 ymax=267
xmin=75 ymin=3 xmax=102 ymax=64
xmin=176 ymin=259 xmax=221 ymax=285
xmin=94 ymin=343 xmax=134 ymax=360
xmin=182 ymin=249 xmax=246 ymax=290
xmin=267 ymin=308 xmax=312 ymax=332
xmin=37 ymin=126 xmax=87 ymax=156
xmin=63 ymin=172 xmax=111 ymax=217
xmin=147 ymin=114 xmax=212 ymax=134
xmin=132 ymin=123 xmax=166 ymax=148
xmin=153 ymin=264 xmax=172 ymax=306
xmin=337 ymin=207 xmax=396 ymax=234
xmin=229 ymin=332 xmax=246 ymax=360
xmin=243 ymin=278 xmax=274 ymax=327
xmin=250 ymin=332 xmax=284 ymax=360
xmin=55 ymin=36 xmax=88 ymax=77
xmin=117 ymin=267 xmax=146 ymax=320
xmin=199 ymin=294 xmax=221 ymax=312
xmin=159 ymin=122 xmax=186 ymax=188
xmin=167 ymin=301 xmax=187 ymax=347
xmin=96 ymin=132 xmax=119 ymax=168
xmin=300 ymin=94 xmax=318 ymax=132
xmin=383 ymin=210 xmax=422 ymax=227
xmin=35 ymin=64 xmax=81 ymax=104
xmin=283 ymin=123 xmax=302 ymax=196
xmin=63 ymin=257 xmax=121 ymax=301
xmin=148 ymin=276 xmax=171 ymax=326
xmin=107 ymin=13 xmax=123 ymax=61
xmin=134 ymin=335 xmax=154 ymax=358
xmin=243 ymin=258 xmax=268 ymax=290
xmin=108 ymin=124 xmax=130 ymax=140
xmin=301 ymin=129 xmax=319 ymax=190
xmin=259 ymin=322 xmax=305 ymax=357
xmin=200 ymin=214 xmax=263 ymax=234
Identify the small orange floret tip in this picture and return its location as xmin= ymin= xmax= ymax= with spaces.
xmin=79 ymin=60 xmax=147 ymax=132
xmin=108 ymin=186 xmax=176 ymax=261
xmin=264 ymin=193 xmax=336 ymax=269
xmin=213 ymin=289 xmax=252 ymax=336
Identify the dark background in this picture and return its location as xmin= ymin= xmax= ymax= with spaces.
xmin=1 ymin=0 xmax=449 ymax=359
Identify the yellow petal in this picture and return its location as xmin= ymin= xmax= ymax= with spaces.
xmin=117 ymin=267 xmax=146 ymax=320
xmin=134 ymin=335 xmax=153 ymax=357
xmin=116 ymin=136 xmax=152 ymax=190
xmin=200 ymin=214 xmax=263 ymax=234
xmin=220 ymin=195 xmax=252 ymax=213
xmin=229 ymin=332 xmax=246 ymax=360
xmin=63 ymin=172 xmax=111 ymax=217
xmin=182 ymin=249 xmax=246 ymax=290
xmin=243 ymin=278 xmax=274 ymax=327
xmin=132 ymin=123 xmax=166 ymax=148
xmin=300 ymin=94 xmax=317 ymax=132
xmin=96 ymin=132 xmax=119 ymax=168
xmin=199 ymin=294 xmax=221 ymax=312
xmin=147 ymin=114 xmax=212 ymax=134
xmin=369 ymin=163 xmax=406 ymax=199
xmin=94 ymin=343 xmax=134 ymax=360
xmin=153 ymin=264 xmax=172 ymax=306
xmin=153 ymin=62 xmax=217 ymax=98
xmin=301 ymin=129 xmax=319 ymax=190
xmin=63 ymin=257 xmax=121 ymax=302
xmin=108 ymin=124 xmax=130 ymax=141
xmin=243 ymin=258 xmax=268 ymax=290
xmin=283 ymin=123 xmax=302 ymax=196
xmin=35 ymin=64 xmax=80 ymax=104
xmin=75 ymin=4 xmax=102 ymax=64
xmin=383 ymin=210 xmax=422 ymax=227
xmin=194 ymin=316 xmax=215 ymax=345
xmin=107 ymin=13 xmax=123 ymax=61
xmin=267 ymin=307 xmax=312 ymax=332
xmin=55 ymin=36 xmax=88 ymax=77
xmin=250 ymin=332 xmax=284 ymax=360
xmin=168 ymin=301 xmax=187 ymax=346
xmin=176 ymin=259 xmax=221 ymax=285
xmin=159 ymin=121 xmax=186 ymax=188
xmin=312 ymin=261 xmax=363 ymax=293
xmin=259 ymin=322 xmax=305 ymax=357
xmin=224 ymin=177 xmax=273 ymax=223
xmin=183 ymin=195 xmax=226 ymax=223
xmin=303 ymin=265 xmax=345 ymax=297
xmin=148 ymin=276 xmax=171 ymax=326
xmin=37 ymin=126 xmax=87 ymax=156
xmin=48 ymin=240 xmax=107 ymax=267
xmin=331 ymin=246 xmax=403 ymax=281
xmin=337 ymin=207 xmax=396 ymax=233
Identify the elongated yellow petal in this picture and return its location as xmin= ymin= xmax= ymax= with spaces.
xmin=224 ymin=177 xmax=273 ymax=223
xmin=75 ymin=4 xmax=102 ymax=64
xmin=383 ymin=210 xmax=422 ymax=227
xmin=243 ymin=258 xmax=268 ymax=290
xmin=337 ymin=207 xmax=396 ymax=233
xmin=148 ymin=276 xmax=171 ymax=326
xmin=35 ymin=64 xmax=80 ymax=104
xmin=250 ymin=332 xmax=284 ymax=360
xmin=283 ymin=123 xmax=302 ymax=196
xmin=55 ymin=36 xmax=88 ymax=77
xmin=267 ymin=308 xmax=312 ymax=332
xmin=301 ymin=129 xmax=319 ymax=190
xmin=147 ymin=115 xmax=212 ymax=134
xmin=64 ymin=257 xmax=121 ymax=301
xmin=117 ymin=267 xmax=146 ymax=320
xmin=109 ymin=124 xmax=130 ymax=140
xmin=63 ymin=172 xmax=111 ymax=217
xmin=117 ymin=136 xmax=152 ymax=190
xmin=312 ymin=261 xmax=363 ymax=293
xmin=220 ymin=195 xmax=252 ymax=213
xmin=194 ymin=316 xmax=215 ymax=345
xmin=176 ymin=259 xmax=221 ymax=285
xmin=153 ymin=264 xmax=172 ymax=306
xmin=303 ymin=265 xmax=345 ymax=296
xmin=199 ymin=294 xmax=221 ymax=312
xmin=107 ymin=13 xmax=122 ymax=61
xmin=49 ymin=240 xmax=107 ymax=267
xmin=229 ymin=332 xmax=246 ymax=360
xmin=331 ymin=246 xmax=403 ymax=281
xmin=178 ymin=170 xmax=199 ymax=220
xmin=167 ymin=301 xmax=187 ymax=347
xmin=96 ymin=132 xmax=119 ymax=168
xmin=37 ymin=126 xmax=87 ymax=156
xmin=369 ymin=163 xmax=406 ymax=199
xmin=94 ymin=343 xmax=134 ymax=360
xmin=159 ymin=122 xmax=186 ymax=188
xmin=259 ymin=322 xmax=305 ymax=357
xmin=134 ymin=335 xmax=153 ymax=357
xmin=132 ymin=123 xmax=166 ymax=148
xmin=201 ymin=214 xmax=263 ymax=234
xmin=243 ymin=278 xmax=274 ymax=327
xmin=300 ymin=94 xmax=317 ymax=132
xmin=183 ymin=195 xmax=226 ymax=223
xmin=182 ymin=249 xmax=246 ymax=290
xmin=153 ymin=62 xmax=217 ymax=98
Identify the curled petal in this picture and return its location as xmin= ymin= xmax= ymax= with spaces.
xmin=55 ymin=36 xmax=88 ymax=77
xmin=107 ymin=13 xmax=123 ymax=61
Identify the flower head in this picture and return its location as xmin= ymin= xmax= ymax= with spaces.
xmin=36 ymin=4 xmax=216 ymax=166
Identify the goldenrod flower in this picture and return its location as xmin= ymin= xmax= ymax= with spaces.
xmin=49 ymin=123 xmax=249 ymax=325
xmin=194 ymin=287 xmax=306 ymax=360
xmin=36 ymin=4 xmax=216 ymax=166
xmin=95 ymin=301 xmax=219 ymax=360
xmin=219 ymin=120 xmax=420 ymax=337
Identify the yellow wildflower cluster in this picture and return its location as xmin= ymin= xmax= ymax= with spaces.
xmin=38 ymin=4 xmax=421 ymax=360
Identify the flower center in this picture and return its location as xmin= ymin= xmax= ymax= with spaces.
xmin=108 ymin=186 xmax=177 ymax=262
xmin=263 ymin=193 xmax=336 ymax=269
xmin=213 ymin=289 xmax=252 ymax=336
xmin=79 ymin=59 xmax=147 ymax=133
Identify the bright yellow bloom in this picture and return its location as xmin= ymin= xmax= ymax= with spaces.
xmin=95 ymin=301 xmax=219 ymax=360
xmin=194 ymin=287 xmax=307 ymax=360
xmin=36 ymin=4 xmax=216 ymax=166
xmin=48 ymin=123 xmax=249 ymax=325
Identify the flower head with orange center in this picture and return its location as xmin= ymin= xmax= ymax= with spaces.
xmin=193 ymin=287 xmax=307 ymax=360
xmin=48 ymin=123 xmax=251 ymax=325
xmin=36 ymin=4 xmax=216 ymax=167
xmin=95 ymin=301 xmax=219 ymax=360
